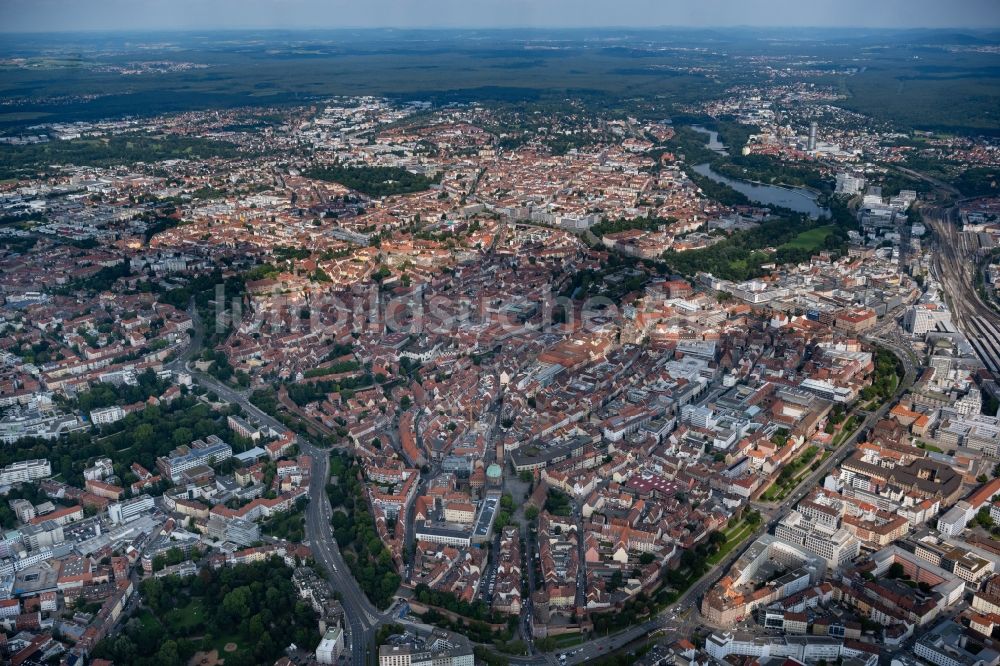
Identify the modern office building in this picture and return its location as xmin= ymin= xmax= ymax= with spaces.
xmin=379 ymin=631 xmax=474 ymax=666
xmin=316 ymin=626 xmax=345 ymax=664
xmin=205 ymin=516 xmax=261 ymax=547
xmin=776 ymin=510 xmax=861 ymax=569
xmin=108 ymin=495 xmax=155 ymax=525
xmin=157 ymin=435 xmax=232 ymax=482
xmin=915 ymin=621 xmax=1000 ymax=666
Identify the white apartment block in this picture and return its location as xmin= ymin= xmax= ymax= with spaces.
xmin=83 ymin=457 xmax=114 ymax=481
xmin=90 ymin=405 xmax=126 ymax=426
xmin=937 ymin=501 xmax=974 ymax=537
xmin=706 ymin=632 xmax=867 ymax=665
xmin=0 ymin=459 xmax=52 ymax=485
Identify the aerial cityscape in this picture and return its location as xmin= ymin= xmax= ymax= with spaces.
xmin=2 ymin=2 xmax=1000 ymax=666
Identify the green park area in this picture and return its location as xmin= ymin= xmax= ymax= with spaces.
xmin=91 ymin=559 xmax=320 ymax=666
xmin=327 ymin=453 xmax=401 ymax=610
xmin=662 ymin=205 xmax=852 ymax=282
xmin=533 ymin=632 xmax=586 ymax=652
xmin=780 ymin=225 xmax=836 ymax=251
xmin=304 ymin=164 xmax=439 ymax=198
xmin=550 ymin=632 xmax=585 ymax=648
xmin=832 ymin=415 xmax=861 ymax=447
xmin=707 ymin=515 xmax=760 ymax=566
xmin=760 ymin=445 xmax=821 ymax=502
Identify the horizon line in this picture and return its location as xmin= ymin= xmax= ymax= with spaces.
xmin=1 ymin=24 xmax=998 ymax=35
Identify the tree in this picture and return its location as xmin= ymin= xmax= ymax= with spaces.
xmin=142 ymin=577 xmax=165 ymax=611
xmin=223 ymin=586 xmax=253 ymax=618
xmin=172 ymin=427 xmax=194 ymax=446
xmin=254 ymin=631 xmax=276 ymax=661
xmin=155 ymin=640 xmax=180 ymax=666
xmin=525 ymin=506 xmax=539 ymax=521
xmin=519 ymin=470 xmax=533 ymax=484
xmin=976 ymin=507 xmax=995 ymax=529
xmin=887 ymin=562 xmax=906 ymax=579
xmin=133 ymin=423 xmax=156 ymax=450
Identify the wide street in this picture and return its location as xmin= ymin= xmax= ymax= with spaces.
xmin=175 ymin=307 xmax=386 ymax=666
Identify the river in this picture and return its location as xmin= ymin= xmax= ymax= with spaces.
xmin=688 ymin=125 xmax=829 ymax=219
xmin=691 ymin=125 xmax=727 ymax=154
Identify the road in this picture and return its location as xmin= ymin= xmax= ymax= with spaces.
xmin=574 ymin=504 xmax=586 ymax=609
xmin=522 ymin=521 xmax=539 ymax=652
xmin=165 ymin=298 xmax=203 ymax=373
xmin=175 ymin=307 xmax=386 ymax=666
xmin=890 ymin=165 xmax=960 ymax=198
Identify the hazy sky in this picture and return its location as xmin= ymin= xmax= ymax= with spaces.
xmin=2 ymin=0 xmax=999 ymax=33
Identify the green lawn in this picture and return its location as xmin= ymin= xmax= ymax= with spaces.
xmin=135 ymin=607 xmax=161 ymax=631
xmin=780 ymin=225 xmax=836 ymax=251
xmin=791 ymin=449 xmax=828 ymax=482
xmin=722 ymin=519 xmax=751 ymax=541
xmin=832 ymin=416 xmax=861 ymax=447
xmin=551 ymin=632 xmax=584 ymax=648
xmin=164 ymin=598 xmax=207 ymax=633
xmin=760 ymin=446 xmax=820 ymax=501
xmin=709 ymin=523 xmax=755 ymax=565
xmin=209 ymin=630 xmax=244 ymax=655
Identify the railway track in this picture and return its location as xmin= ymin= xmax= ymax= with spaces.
xmin=926 ymin=206 xmax=1000 ymax=375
